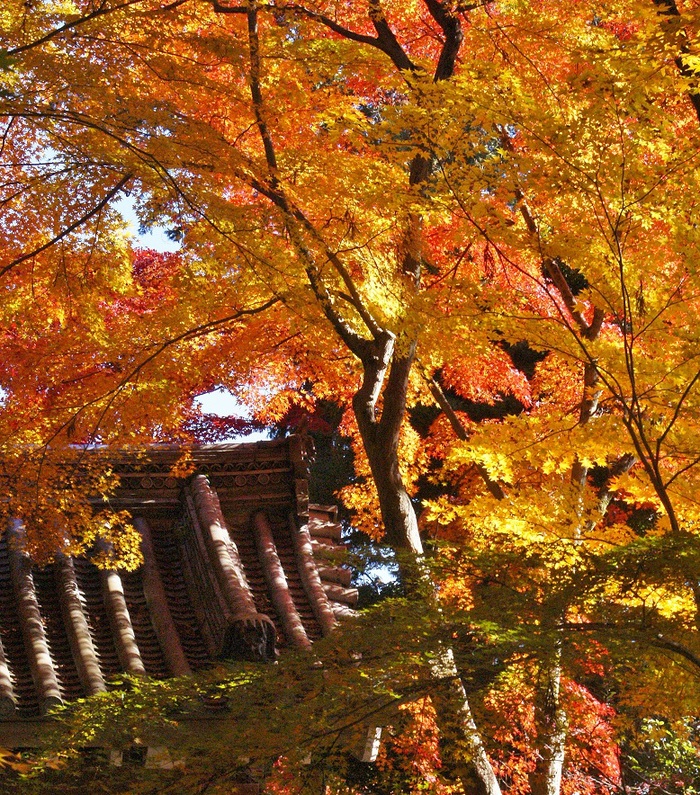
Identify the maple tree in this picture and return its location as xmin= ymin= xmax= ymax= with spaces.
xmin=2 ymin=0 xmax=700 ymax=792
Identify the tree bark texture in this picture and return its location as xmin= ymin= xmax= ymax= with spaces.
xmin=352 ymin=340 xmax=423 ymax=556
xmin=529 ymin=649 xmax=567 ymax=795
xmin=432 ymin=648 xmax=503 ymax=795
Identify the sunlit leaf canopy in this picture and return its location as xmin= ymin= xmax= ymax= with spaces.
xmin=2 ymin=2 xmax=700 ymax=793
xmin=0 ymin=0 xmax=698 ymax=554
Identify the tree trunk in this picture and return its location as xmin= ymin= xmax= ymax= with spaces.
xmin=432 ymin=647 xmax=504 ymax=795
xmin=529 ymin=648 xmax=567 ymax=795
xmin=351 ymin=337 xmax=502 ymax=795
xmin=352 ymin=339 xmax=423 ymax=555
xmin=354 ymin=405 xmax=423 ymax=555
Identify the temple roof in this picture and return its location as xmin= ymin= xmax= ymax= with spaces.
xmin=0 ymin=437 xmax=356 ymax=741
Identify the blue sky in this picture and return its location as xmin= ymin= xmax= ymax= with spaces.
xmin=115 ymin=196 xmax=181 ymax=253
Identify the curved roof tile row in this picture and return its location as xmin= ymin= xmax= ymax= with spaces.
xmin=0 ymin=438 xmax=357 ymax=733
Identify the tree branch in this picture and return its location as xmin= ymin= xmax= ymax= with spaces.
xmin=654 ymin=0 xmax=700 ymax=122
xmin=210 ymin=1 xmax=416 ymax=70
xmin=45 ymin=296 xmax=282 ymax=468
xmin=229 ymin=2 xmax=429 ymax=329
xmin=282 ymin=3 xmax=386 ymax=50
xmin=243 ymin=4 xmax=377 ymax=358
xmin=377 ymin=338 xmax=417 ymax=443
xmin=247 ymin=5 xmax=279 ymax=177
xmin=514 ymin=189 xmax=601 ymax=341
xmin=367 ymin=0 xmax=416 ymax=72
xmin=420 ymin=363 xmax=506 ymax=500
xmin=0 ymin=173 xmax=132 ymax=279
xmin=422 ymin=0 xmax=463 ymax=80
xmin=6 ymin=0 xmax=153 ymax=56
xmin=652 ymin=634 xmax=700 ymax=673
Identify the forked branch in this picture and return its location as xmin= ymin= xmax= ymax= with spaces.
xmin=0 ymin=173 xmax=132 ymax=279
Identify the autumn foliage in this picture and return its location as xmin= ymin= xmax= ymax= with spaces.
xmin=2 ymin=0 xmax=700 ymax=792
